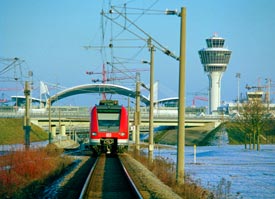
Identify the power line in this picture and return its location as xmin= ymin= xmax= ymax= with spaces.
xmin=103 ymin=6 xmax=179 ymax=60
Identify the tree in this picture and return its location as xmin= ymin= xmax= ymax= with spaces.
xmin=235 ymin=99 xmax=269 ymax=151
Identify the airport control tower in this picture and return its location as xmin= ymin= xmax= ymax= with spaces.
xmin=198 ymin=34 xmax=231 ymax=114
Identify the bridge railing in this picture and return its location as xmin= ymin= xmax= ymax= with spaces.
xmin=0 ymin=106 xmax=90 ymax=119
xmin=0 ymin=106 xmax=227 ymax=121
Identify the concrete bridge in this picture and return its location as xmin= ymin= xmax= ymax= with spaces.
xmin=2 ymin=83 xmax=224 ymax=134
xmin=24 ymin=107 xmax=223 ymax=134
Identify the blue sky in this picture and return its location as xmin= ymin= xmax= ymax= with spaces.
xmin=1 ymin=0 xmax=275 ymax=107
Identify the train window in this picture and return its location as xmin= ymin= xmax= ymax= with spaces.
xmin=97 ymin=112 xmax=120 ymax=132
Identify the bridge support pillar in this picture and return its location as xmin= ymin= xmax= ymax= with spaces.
xmin=51 ymin=125 xmax=56 ymax=137
xmin=60 ymin=124 xmax=66 ymax=136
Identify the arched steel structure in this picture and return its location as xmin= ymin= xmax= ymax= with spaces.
xmin=11 ymin=96 xmax=46 ymax=106
xmin=48 ymin=83 xmax=150 ymax=105
xmin=156 ymin=97 xmax=179 ymax=107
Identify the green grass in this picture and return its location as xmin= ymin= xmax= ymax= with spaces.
xmin=154 ymin=121 xmax=275 ymax=146
xmin=0 ymin=118 xmax=48 ymax=145
xmin=153 ymin=123 xmax=245 ymax=146
xmin=225 ymin=126 xmax=245 ymax=144
xmin=153 ymin=124 xmax=217 ymax=146
xmin=225 ymin=121 xmax=275 ymax=145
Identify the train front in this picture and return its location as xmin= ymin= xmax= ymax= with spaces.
xmin=89 ymin=100 xmax=129 ymax=154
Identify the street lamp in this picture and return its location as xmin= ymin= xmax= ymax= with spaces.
xmin=236 ymin=73 xmax=241 ymax=112
xmin=165 ymin=9 xmax=178 ymax=15
xmin=265 ymin=78 xmax=271 ymax=111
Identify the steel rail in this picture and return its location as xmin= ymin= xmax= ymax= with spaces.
xmin=119 ymin=156 xmax=143 ymax=199
xmin=78 ymin=157 xmax=99 ymax=199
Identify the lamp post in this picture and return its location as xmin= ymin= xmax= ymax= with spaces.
xmin=236 ymin=73 xmax=241 ymax=112
xmin=266 ymin=78 xmax=271 ymax=111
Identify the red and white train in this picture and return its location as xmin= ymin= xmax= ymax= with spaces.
xmin=88 ymin=100 xmax=129 ymax=154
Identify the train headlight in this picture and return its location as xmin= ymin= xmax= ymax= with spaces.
xmin=119 ymin=132 xmax=126 ymax=136
xmin=91 ymin=132 xmax=97 ymax=136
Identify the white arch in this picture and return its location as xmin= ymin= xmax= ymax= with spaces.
xmin=48 ymin=83 xmax=150 ymax=105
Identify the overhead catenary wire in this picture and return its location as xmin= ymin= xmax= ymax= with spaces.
xmin=0 ymin=58 xmax=19 ymax=76
xmin=103 ymin=6 xmax=179 ymax=61
xmin=85 ymin=0 xmax=177 ymax=94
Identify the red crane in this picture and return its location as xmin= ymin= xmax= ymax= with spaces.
xmin=86 ymin=65 xmax=149 ymax=83
xmin=192 ymin=96 xmax=208 ymax=107
xmin=86 ymin=64 xmax=149 ymax=99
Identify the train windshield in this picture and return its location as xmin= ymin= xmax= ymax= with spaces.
xmin=97 ymin=109 xmax=120 ymax=132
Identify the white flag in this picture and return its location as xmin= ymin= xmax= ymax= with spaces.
xmin=40 ymin=81 xmax=49 ymax=95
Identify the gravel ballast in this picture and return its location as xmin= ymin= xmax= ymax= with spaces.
xmin=120 ymin=154 xmax=182 ymax=199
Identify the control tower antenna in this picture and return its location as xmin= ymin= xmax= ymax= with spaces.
xmin=198 ymin=34 xmax=232 ymax=114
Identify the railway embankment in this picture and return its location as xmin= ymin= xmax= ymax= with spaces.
xmin=120 ymin=153 xmax=183 ymax=199
xmin=152 ymin=124 xmax=220 ymax=146
xmin=0 ymin=118 xmax=48 ymax=145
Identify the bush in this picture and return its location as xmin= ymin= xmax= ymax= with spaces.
xmin=0 ymin=146 xmax=72 ymax=198
xmin=130 ymin=149 xmax=210 ymax=199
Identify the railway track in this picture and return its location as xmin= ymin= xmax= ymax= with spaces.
xmin=79 ymin=154 xmax=143 ymax=199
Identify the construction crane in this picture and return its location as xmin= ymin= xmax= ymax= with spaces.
xmin=86 ymin=64 xmax=149 ymax=83
xmin=245 ymin=84 xmax=265 ymax=91
xmin=187 ymin=91 xmax=208 ymax=107
xmin=0 ymin=87 xmax=22 ymax=91
xmin=245 ymin=78 xmax=275 ymax=103
xmin=0 ymin=93 xmax=12 ymax=106
xmin=192 ymin=96 xmax=208 ymax=107
xmin=0 ymin=93 xmax=7 ymax=103
xmin=86 ymin=64 xmax=149 ymax=99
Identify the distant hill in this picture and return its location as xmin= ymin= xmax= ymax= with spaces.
xmin=0 ymin=118 xmax=48 ymax=145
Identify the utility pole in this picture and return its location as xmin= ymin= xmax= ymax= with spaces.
xmin=127 ymin=97 xmax=131 ymax=141
xmin=177 ymin=7 xmax=186 ymax=184
xmin=148 ymin=38 xmax=155 ymax=158
xmin=48 ymin=98 xmax=52 ymax=144
xmin=135 ymin=73 xmax=141 ymax=150
xmin=23 ymin=81 xmax=31 ymax=150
